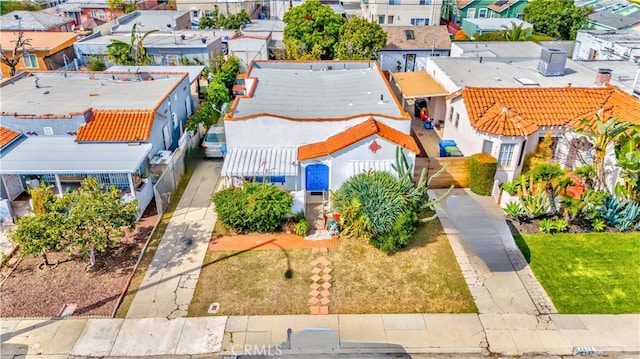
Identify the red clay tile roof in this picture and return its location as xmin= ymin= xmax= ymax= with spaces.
xmin=298 ymin=118 xmax=420 ymax=160
xmin=0 ymin=127 xmax=21 ymax=149
xmin=461 ymin=86 xmax=640 ymax=136
xmin=75 ymin=110 xmax=154 ymax=142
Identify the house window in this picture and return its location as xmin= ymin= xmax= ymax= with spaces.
xmin=478 ymin=8 xmax=487 ymax=17
xmin=192 ymin=10 xmax=199 ymax=18
xmin=98 ymin=10 xmax=105 ymax=20
xmin=166 ymin=55 xmax=179 ymax=66
xmin=90 ymin=9 xmax=97 ymax=18
xmin=482 ymin=140 xmax=493 ymax=155
xmin=466 ymin=8 xmax=475 ymax=18
xmin=378 ymin=15 xmax=385 ymax=24
xmin=22 ymin=54 xmax=37 ymax=68
xmin=454 ymin=112 xmax=459 ymax=128
xmin=419 ymin=0 xmax=431 ymax=4
xmin=387 ymin=15 xmax=394 ymax=24
xmin=516 ymin=13 xmax=524 ymax=20
xmin=411 ymin=18 xmax=429 ymax=25
xmin=498 ymin=143 xmax=515 ymax=167
xmin=204 ymin=9 xmax=212 ymax=16
xmin=389 ymin=0 xmax=400 ymax=5
xmin=153 ymin=54 xmax=162 ymax=65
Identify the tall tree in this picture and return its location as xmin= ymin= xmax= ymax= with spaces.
xmin=501 ymin=21 xmax=532 ymax=41
xmin=0 ymin=31 xmax=32 ymax=77
xmin=576 ymin=115 xmax=632 ymax=193
xmin=1 ymin=2 xmax=41 ymax=15
xmin=283 ymin=0 xmax=345 ymax=60
xmin=106 ymin=23 xmax=158 ymax=65
xmin=523 ymin=0 xmax=591 ymax=40
xmin=334 ymin=17 xmax=386 ymax=60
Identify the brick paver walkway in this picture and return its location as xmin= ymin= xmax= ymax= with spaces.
xmin=309 ymin=256 xmax=332 ymax=315
xmin=209 ymin=233 xmax=338 ymax=251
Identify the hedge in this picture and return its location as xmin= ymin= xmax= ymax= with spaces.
xmin=469 ymin=153 xmax=498 ymax=196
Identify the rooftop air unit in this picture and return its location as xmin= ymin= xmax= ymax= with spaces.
xmin=537 ymin=48 xmax=568 ymax=77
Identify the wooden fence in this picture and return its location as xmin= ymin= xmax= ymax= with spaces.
xmin=414 ymin=156 xmax=470 ymax=188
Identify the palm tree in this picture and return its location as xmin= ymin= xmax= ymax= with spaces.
xmin=106 ymin=23 xmax=158 ymax=65
xmin=531 ymin=163 xmax=572 ymax=214
xmin=576 ymin=115 xmax=632 ymax=193
xmin=501 ymin=21 xmax=533 ymax=41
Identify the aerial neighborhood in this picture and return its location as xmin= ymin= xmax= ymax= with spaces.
xmin=0 ymin=0 xmax=639 ymax=357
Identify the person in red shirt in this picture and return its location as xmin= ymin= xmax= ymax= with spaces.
xmin=420 ymin=107 xmax=429 ymax=123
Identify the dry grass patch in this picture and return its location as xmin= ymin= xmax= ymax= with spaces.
xmin=188 ymin=247 xmax=315 ymax=316
xmin=328 ymin=219 xmax=477 ymax=314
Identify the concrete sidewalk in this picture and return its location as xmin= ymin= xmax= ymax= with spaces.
xmin=126 ymin=159 xmax=222 ymax=319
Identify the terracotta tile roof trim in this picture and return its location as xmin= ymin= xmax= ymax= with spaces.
xmin=298 ymin=117 xmax=420 ymax=160
xmin=75 ymin=110 xmax=155 ymax=142
xmin=0 ymin=127 xmax=22 ymax=149
xmin=226 ymin=112 xmax=411 ymax=122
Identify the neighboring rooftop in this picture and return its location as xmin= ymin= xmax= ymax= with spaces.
xmin=229 ymin=61 xmax=406 ymax=120
xmin=0 ymin=71 xmax=187 ymax=116
xmin=79 ymin=30 xmax=224 ymax=48
xmin=428 ymin=56 xmax=633 ymax=92
xmin=55 ymin=0 xmax=111 ymax=12
xmin=462 ymin=17 xmax=533 ymax=31
xmin=106 ymin=65 xmax=205 ymax=83
xmin=488 ymin=0 xmax=523 ymax=13
xmin=571 ymin=60 xmax=640 ymax=96
xmin=383 ymin=26 xmax=452 ymax=50
xmin=0 ymin=10 xmax=74 ymax=31
xmin=0 ymin=31 xmax=77 ymax=51
xmin=578 ymin=29 xmax=640 ymax=46
xmin=0 ymin=136 xmax=152 ymax=174
xmin=451 ymin=41 xmax=547 ymax=59
xmin=460 ymin=86 xmax=640 ymax=137
xmin=241 ymin=20 xmax=285 ymax=33
xmin=588 ymin=7 xmax=640 ymax=29
xmin=110 ymin=10 xmax=189 ymax=33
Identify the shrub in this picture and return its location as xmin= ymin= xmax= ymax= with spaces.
xmin=591 ymin=218 xmax=606 ymax=232
xmin=212 ymin=182 xmax=293 ymax=233
xmin=295 ymin=218 xmax=310 ymax=236
xmin=504 ymin=201 xmax=523 ymax=218
xmin=522 ymin=133 xmax=553 ymax=175
xmin=597 ymin=195 xmax=640 ymax=231
xmin=454 ymin=30 xmax=470 ymax=41
xmin=469 ymin=153 xmax=498 ymax=196
xmin=538 ymin=218 xmax=554 ymax=233
xmin=501 ymin=179 xmax=521 ymax=196
xmin=538 ymin=218 xmax=568 ymax=233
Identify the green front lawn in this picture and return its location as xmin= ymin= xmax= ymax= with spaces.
xmin=515 ymin=232 xmax=640 ymax=314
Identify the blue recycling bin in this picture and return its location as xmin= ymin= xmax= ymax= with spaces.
xmin=439 ymin=140 xmax=457 ymax=157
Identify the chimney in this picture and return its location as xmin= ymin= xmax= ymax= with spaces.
xmin=595 ymin=68 xmax=612 ymax=86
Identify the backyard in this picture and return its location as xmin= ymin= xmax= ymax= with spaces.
xmin=514 ymin=232 xmax=640 ymax=314
xmin=188 ymin=219 xmax=477 ymax=316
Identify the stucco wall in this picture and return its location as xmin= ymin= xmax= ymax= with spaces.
xmin=379 ymin=50 xmax=448 ymax=73
xmin=224 ymin=116 xmax=411 ymax=148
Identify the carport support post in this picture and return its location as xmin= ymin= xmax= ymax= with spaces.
xmin=54 ymin=174 xmax=63 ymax=198
xmin=127 ymin=173 xmax=136 ymax=196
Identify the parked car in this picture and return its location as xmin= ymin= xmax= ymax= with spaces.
xmin=201 ymin=124 xmax=226 ymax=158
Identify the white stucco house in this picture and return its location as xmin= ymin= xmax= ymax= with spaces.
xmin=573 ymin=30 xmax=640 ymax=62
xmin=424 ymin=46 xmax=640 ymax=188
xmin=220 ymin=60 xmax=420 ymax=223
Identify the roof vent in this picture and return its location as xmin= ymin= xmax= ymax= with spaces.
xmin=13 ymin=14 xmax=20 ymax=20
xmin=537 ymin=48 xmax=567 ymax=77
xmin=201 ymin=37 xmax=207 ymax=43
xmin=43 ymin=127 xmax=54 ymax=136
xmin=180 ymin=34 xmax=186 ymax=40
xmin=405 ymin=30 xmax=415 ymax=40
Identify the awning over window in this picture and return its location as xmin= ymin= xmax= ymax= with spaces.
xmin=221 ymin=147 xmax=299 ymax=177
xmin=391 ymin=71 xmax=448 ymax=98
xmin=349 ymin=160 xmax=396 ymax=177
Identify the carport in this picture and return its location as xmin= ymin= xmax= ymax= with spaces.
xmin=389 ymin=71 xmax=449 ymax=126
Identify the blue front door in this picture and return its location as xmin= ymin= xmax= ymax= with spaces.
xmin=305 ymin=164 xmax=329 ymax=191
